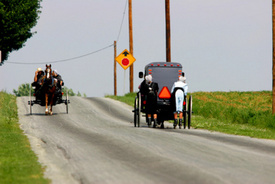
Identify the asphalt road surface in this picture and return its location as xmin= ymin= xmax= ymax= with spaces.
xmin=17 ymin=96 xmax=275 ymax=184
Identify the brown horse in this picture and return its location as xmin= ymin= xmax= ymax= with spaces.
xmin=41 ymin=64 xmax=56 ymax=115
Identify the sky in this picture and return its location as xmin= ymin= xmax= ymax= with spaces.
xmin=0 ymin=0 xmax=272 ymax=97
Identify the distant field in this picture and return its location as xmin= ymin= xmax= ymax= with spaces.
xmin=107 ymin=91 xmax=275 ymax=139
xmin=191 ymin=91 xmax=275 ymax=139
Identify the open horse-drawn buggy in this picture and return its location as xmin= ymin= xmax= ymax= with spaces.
xmin=133 ymin=62 xmax=192 ymax=129
xmin=28 ymin=64 xmax=70 ymax=115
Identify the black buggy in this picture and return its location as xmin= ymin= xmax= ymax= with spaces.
xmin=28 ymin=83 xmax=70 ymax=115
xmin=133 ymin=62 xmax=192 ymax=129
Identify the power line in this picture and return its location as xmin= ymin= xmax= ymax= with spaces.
xmin=116 ymin=0 xmax=128 ymax=42
xmin=7 ymin=1 xmax=128 ymax=65
xmin=8 ymin=44 xmax=114 ymax=65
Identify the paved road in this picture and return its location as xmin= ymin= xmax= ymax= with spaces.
xmin=17 ymin=96 xmax=275 ymax=184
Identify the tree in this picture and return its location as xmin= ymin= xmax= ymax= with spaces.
xmin=13 ymin=83 xmax=81 ymax=97
xmin=0 ymin=0 xmax=42 ymax=63
xmin=77 ymin=91 xmax=82 ymax=97
xmin=62 ymin=86 xmax=76 ymax=96
xmin=13 ymin=83 xmax=32 ymax=97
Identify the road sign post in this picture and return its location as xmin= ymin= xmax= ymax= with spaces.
xmin=114 ymin=41 xmax=117 ymax=96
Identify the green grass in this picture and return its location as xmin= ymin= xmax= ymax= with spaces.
xmin=106 ymin=92 xmax=136 ymax=107
xmin=106 ymin=91 xmax=275 ymax=140
xmin=0 ymin=91 xmax=50 ymax=184
xmin=191 ymin=91 xmax=275 ymax=139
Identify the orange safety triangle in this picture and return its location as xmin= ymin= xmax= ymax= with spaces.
xmin=158 ymin=86 xmax=171 ymax=99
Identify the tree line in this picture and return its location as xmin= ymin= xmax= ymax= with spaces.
xmin=13 ymin=83 xmax=86 ymax=97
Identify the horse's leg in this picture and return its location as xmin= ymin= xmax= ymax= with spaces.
xmin=49 ymin=93 xmax=54 ymax=115
xmin=45 ymin=93 xmax=49 ymax=115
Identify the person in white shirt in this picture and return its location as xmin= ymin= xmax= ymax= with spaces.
xmin=171 ymin=76 xmax=188 ymax=129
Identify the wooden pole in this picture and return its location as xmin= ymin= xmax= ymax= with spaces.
xmin=165 ymin=0 xmax=171 ymax=62
xmin=129 ymin=0 xmax=134 ymax=92
xmin=273 ymin=0 xmax=275 ymax=114
xmin=114 ymin=41 xmax=117 ymax=96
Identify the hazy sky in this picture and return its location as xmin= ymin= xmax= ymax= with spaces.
xmin=0 ymin=0 xmax=272 ymax=97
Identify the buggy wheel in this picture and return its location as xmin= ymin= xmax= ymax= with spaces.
xmin=183 ymin=111 xmax=187 ymax=129
xmin=29 ymin=85 xmax=32 ymax=115
xmin=137 ymin=92 xmax=141 ymax=127
xmin=134 ymin=96 xmax=138 ymax=127
xmin=134 ymin=93 xmax=141 ymax=127
xmin=183 ymin=96 xmax=187 ymax=129
xmin=188 ymin=95 xmax=192 ymax=129
xmin=66 ymin=90 xmax=69 ymax=114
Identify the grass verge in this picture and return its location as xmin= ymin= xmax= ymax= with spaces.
xmin=106 ymin=91 xmax=275 ymax=140
xmin=0 ymin=91 xmax=50 ymax=184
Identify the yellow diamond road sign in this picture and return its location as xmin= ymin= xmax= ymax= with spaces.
xmin=115 ymin=49 xmax=136 ymax=70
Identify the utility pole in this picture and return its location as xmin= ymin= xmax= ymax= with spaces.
xmin=129 ymin=0 xmax=134 ymax=92
xmin=165 ymin=0 xmax=171 ymax=62
xmin=114 ymin=41 xmax=117 ymax=96
xmin=273 ymin=0 xmax=275 ymax=114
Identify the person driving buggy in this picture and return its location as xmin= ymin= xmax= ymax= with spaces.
xmin=171 ymin=75 xmax=188 ymax=129
xmin=33 ymin=68 xmax=44 ymax=86
xmin=32 ymin=67 xmax=44 ymax=96
xmin=138 ymin=75 xmax=147 ymax=103
xmin=143 ymin=75 xmax=159 ymax=127
xmin=52 ymin=70 xmax=63 ymax=93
